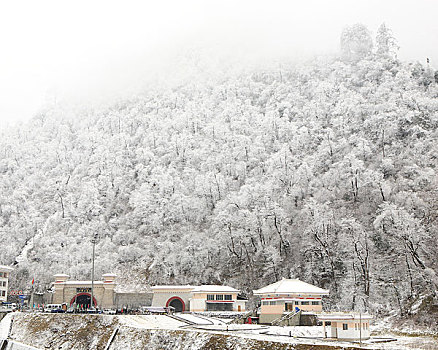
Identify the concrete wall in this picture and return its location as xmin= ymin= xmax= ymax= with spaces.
xmin=259 ymin=313 xmax=282 ymax=324
xmin=190 ymin=298 xmax=206 ymax=312
xmin=300 ymin=314 xmax=318 ymax=326
xmin=114 ymin=293 xmax=152 ymax=309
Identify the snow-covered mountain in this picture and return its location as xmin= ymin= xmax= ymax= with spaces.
xmin=1 ymin=27 xmax=437 ymax=321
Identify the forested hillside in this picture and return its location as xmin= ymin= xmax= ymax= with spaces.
xmin=1 ymin=25 xmax=437 ymax=317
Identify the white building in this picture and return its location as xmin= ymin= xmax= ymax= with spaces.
xmin=318 ymin=313 xmax=372 ymax=341
xmin=151 ymin=285 xmax=246 ymax=312
xmin=190 ymin=285 xmax=246 ymax=312
xmin=0 ymin=265 xmax=13 ymax=303
xmin=253 ymin=278 xmax=329 ymax=324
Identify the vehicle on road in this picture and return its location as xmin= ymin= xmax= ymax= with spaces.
xmin=103 ymin=309 xmax=116 ymax=315
xmin=45 ymin=304 xmax=64 ymax=313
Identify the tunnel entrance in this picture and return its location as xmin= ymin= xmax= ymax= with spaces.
xmin=166 ymin=297 xmax=185 ymax=312
xmin=70 ymin=293 xmax=97 ymax=309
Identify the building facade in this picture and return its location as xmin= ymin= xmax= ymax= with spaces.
xmin=0 ymin=266 xmax=13 ymax=303
xmin=51 ymin=274 xmax=152 ymax=310
xmin=151 ymin=285 xmax=246 ymax=313
xmin=190 ymin=285 xmax=246 ymax=312
xmin=253 ymin=278 xmax=329 ymax=324
xmin=318 ymin=313 xmax=372 ymax=340
xmin=52 ymin=273 xmax=117 ymax=309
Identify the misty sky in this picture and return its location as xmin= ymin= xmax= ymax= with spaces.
xmin=1 ymin=0 xmax=437 ymax=127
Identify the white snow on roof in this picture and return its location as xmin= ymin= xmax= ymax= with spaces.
xmin=191 ymin=285 xmax=240 ymax=293
xmin=150 ymin=285 xmax=240 ymax=293
xmin=0 ymin=265 xmax=13 ymax=272
xmin=151 ymin=285 xmax=195 ymax=290
xmin=253 ymin=278 xmax=329 ymax=295
xmin=318 ymin=313 xmax=373 ymax=320
xmin=61 ymin=281 xmax=105 ymax=285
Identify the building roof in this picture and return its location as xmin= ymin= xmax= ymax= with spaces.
xmin=150 ymin=284 xmax=240 ymax=293
xmin=191 ymin=285 xmax=240 ymax=293
xmin=318 ymin=313 xmax=373 ymax=321
xmin=253 ymin=278 xmax=329 ymax=295
xmin=62 ymin=281 xmax=105 ymax=285
xmin=0 ymin=265 xmax=13 ymax=272
xmin=151 ymin=285 xmax=195 ymax=291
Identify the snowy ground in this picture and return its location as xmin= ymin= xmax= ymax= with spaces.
xmin=179 ymin=313 xmax=228 ymax=325
xmin=3 ymin=312 xmax=438 ymax=349
xmin=119 ymin=315 xmax=187 ymax=329
xmin=119 ymin=313 xmax=227 ymax=330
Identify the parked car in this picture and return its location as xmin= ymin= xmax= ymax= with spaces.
xmin=103 ymin=309 xmax=116 ymax=315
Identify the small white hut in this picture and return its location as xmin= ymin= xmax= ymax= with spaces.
xmin=318 ymin=313 xmax=372 ymax=341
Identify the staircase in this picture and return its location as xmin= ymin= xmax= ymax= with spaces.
xmin=271 ymin=310 xmax=301 ymax=326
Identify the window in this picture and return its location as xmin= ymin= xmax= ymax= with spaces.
xmin=343 ymin=323 xmax=348 ymax=330
xmin=262 ymin=301 xmax=268 ymax=305
xmin=301 ymin=301 xmax=309 ymax=305
xmin=206 ymin=303 xmax=233 ymax=311
xmin=0 ymin=273 xmax=3 ymax=278
xmin=269 ymin=301 xmax=276 ymax=305
xmin=1 ymin=291 xmax=5 ymax=297
xmin=224 ymin=295 xmax=232 ymax=301
xmin=207 ymin=294 xmax=215 ymax=301
xmin=363 ymin=323 xmax=366 ymax=329
xmin=216 ymin=294 xmax=224 ymax=300
xmin=311 ymin=301 xmax=320 ymax=305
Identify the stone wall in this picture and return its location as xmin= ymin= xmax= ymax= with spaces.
xmin=114 ymin=293 xmax=152 ymax=309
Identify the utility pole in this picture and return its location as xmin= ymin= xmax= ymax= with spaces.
xmin=91 ymin=234 xmax=98 ymax=310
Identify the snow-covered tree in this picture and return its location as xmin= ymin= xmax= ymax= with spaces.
xmin=376 ymin=23 xmax=399 ymax=58
xmin=341 ymin=23 xmax=374 ymax=61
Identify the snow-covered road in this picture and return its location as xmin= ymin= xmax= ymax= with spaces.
xmin=0 ymin=312 xmax=13 ymax=339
